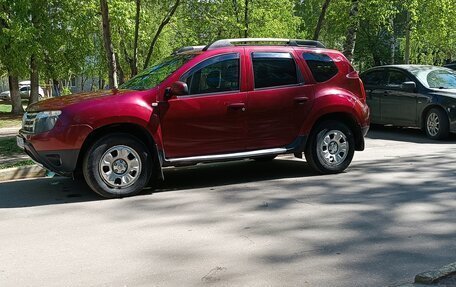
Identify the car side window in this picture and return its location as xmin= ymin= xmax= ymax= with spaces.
xmin=361 ymin=70 xmax=387 ymax=86
xmin=252 ymin=52 xmax=300 ymax=89
xmin=181 ymin=53 xmax=239 ymax=95
xmin=387 ymin=70 xmax=411 ymax=87
xmin=302 ymin=52 xmax=338 ymax=82
xmin=20 ymin=86 xmax=28 ymax=92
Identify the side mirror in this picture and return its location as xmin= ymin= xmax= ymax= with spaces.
xmin=165 ymin=81 xmax=188 ymax=100
xmin=401 ymin=81 xmax=416 ymax=92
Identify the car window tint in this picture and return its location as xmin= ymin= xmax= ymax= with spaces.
xmin=362 ymin=71 xmax=387 ymax=86
xmin=20 ymin=87 xmax=28 ymax=92
xmin=183 ymin=53 xmax=239 ymax=95
xmin=388 ymin=70 xmax=411 ymax=87
xmin=302 ymin=52 xmax=338 ymax=82
xmin=252 ymin=52 xmax=299 ymax=89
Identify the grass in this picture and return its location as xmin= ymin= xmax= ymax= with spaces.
xmin=0 ymin=137 xmax=24 ymax=156
xmin=0 ymin=159 xmax=34 ymax=169
xmin=0 ymin=100 xmax=26 ymax=128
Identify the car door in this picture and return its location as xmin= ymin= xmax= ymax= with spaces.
xmin=381 ymin=69 xmax=418 ymax=125
xmin=245 ymin=49 xmax=314 ymax=150
xmin=160 ymin=52 xmax=247 ymax=158
xmin=361 ymin=69 xmax=388 ymax=124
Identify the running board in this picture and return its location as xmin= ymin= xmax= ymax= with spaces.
xmin=164 ymin=147 xmax=288 ymax=165
xmin=160 ymin=136 xmax=307 ymax=167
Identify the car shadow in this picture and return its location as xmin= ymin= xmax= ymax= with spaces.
xmin=367 ymin=124 xmax=456 ymax=143
xmin=0 ymin=177 xmax=100 ymax=208
xmin=155 ymin=157 xmax=317 ymax=193
xmin=0 ymin=157 xmax=318 ymax=208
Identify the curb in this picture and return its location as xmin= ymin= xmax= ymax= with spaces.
xmin=392 ymin=262 xmax=456 ymax=286
xmin=0 ymin=165 xmax=46 ymax=181
xmin=415 ymin=262 xmax=456 ymax=284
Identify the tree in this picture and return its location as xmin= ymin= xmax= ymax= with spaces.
xmin=100 ymin=0 xmax=118 ymax=88
xmin=313 ymin=0 xmax=331 ymax=40
xmin=143 ymin=0 xmax=180 ymax=69
xmin=343 ymin=0 xmax=359 ymax=62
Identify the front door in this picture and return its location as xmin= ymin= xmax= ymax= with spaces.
xmin=381 ymin=69 xmax=418 ymax=125
xmin=160 ymin=53 xmax=247 ymax=158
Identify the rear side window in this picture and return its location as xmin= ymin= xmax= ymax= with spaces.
xmin=361 ymin=70 xmax=387 ymax=86
xmin=303 ymin=53 xmax=338 ymax=82
xmin=252 ymin=52 xmax=299 ymax=89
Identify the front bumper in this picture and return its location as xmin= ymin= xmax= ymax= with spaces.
xmin=18 ymin=134 xmax=79 ymax=177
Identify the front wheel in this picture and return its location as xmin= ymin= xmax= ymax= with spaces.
xmin=424 ymin=108 xmax=449 ymax=140
xmin=305 ymin=120 xmax=355 ymax=174
xmin=82 ymin=133 xmax=153 ymax=198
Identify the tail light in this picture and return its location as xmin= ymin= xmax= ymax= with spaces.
xmin=346 ymin=70 xmax=366 ymax=103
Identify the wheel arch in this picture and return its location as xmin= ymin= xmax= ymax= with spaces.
xmin=75 ymin=123 xmax=162 ymax=179
xmin=420 ymin=104 xmax=449 ymax=130
xmin=307 ymin=112 xmax=365 ymax=151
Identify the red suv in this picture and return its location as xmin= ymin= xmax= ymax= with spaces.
xmin=17 ymin=38 xmax=369 ymax=198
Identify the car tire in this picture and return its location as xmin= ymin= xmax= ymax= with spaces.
xmin=82 ymin=133 xmax=153 ymax=198
xmin=424 ymin=108 xmax=449 ymax=140
xmin=253 ymin=155 xmax=277 ymax=162
xmin=305 ymin=120 xmax=355 ymax=174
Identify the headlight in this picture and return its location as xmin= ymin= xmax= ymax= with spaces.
xmin=34 ymin=110 xmax=61 ymax=133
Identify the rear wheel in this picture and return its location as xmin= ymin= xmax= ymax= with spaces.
xmin=424 ymin=108 xmax=449 ymax=140
xmin=82 ymin=133 xmax=152 ymax=198
xmin=305 ymin=120 xmax=355 ymax=174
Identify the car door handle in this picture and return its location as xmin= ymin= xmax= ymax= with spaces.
xmin=294 ymin=96 xmax=309 ymax=104
xmin=227 ymin=103 xmax=246 ymax=111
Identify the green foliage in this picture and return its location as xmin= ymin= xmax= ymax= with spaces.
xmin=0 ymin=0 xmax=455 ymax=94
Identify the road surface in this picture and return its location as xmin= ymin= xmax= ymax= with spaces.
xmin=0 ymin=126 xmax=455 ymax=286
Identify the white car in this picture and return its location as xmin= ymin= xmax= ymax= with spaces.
xmin=0 ymin=85 xmax=44 ymax=100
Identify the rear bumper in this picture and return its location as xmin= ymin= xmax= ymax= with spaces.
xmin=19 ymin=135 xmax=78 ymax=177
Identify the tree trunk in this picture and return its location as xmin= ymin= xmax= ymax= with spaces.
xmin=390 ymin=17 xmax=395 ymax=65
xmin=404 ymin=11 xmax=411 ymax=64
xmin=28 ymin=54 xmax=40 ymax=106
xmin=132 ymin=0 xmax=140 ymax=76
xmin=115 ymin=52 xmax=125 ymax=85
xmin=100 ymin=0 xmax=118 ymax=89
xmin=342 ymin=0 xmax=359 ymax=62
xmin=313 ymin=0 xmax=331 ymax=41
xmin=244 ymin=0 xmax=249 ymax=38
xmin=144 ymin=0 xmax=180 ymax=69
xmin=53 ymin=79 xmax=61 ymax=97
xmin=8 ymin=72 xmax=23 ymax=115
xmin=232 ymin=0 xmax=242 ymax=37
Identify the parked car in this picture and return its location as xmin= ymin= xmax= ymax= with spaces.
xmin=360 ymin=65 xmax=456 ymax=139
xmin=17 ymin=38 xmax=369 ymax=198
xmin=444 ymin=61 xmax=456 ymax=71
xmin=0 ymin=85 xmax=44 ymax=100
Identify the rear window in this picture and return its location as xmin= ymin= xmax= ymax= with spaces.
xmin=252 ymin=52 xmax=299 ymax=89
xmin=303 ymin=53 xmax=338 ymax=82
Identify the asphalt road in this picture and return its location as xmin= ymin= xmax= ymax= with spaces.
xmin=0 ymin=126 xmax=455 ymax=287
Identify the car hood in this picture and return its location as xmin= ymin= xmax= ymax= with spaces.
xmin=27 ymin=89 xmax=133 ymax=112
xmin=429 ymin=88 xmax=456 ymax=99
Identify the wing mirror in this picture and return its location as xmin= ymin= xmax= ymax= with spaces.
xmin=401 ymin=81 xmax=416 ymax=92
xmin=164 ymin=81 xmax=188 ymax=100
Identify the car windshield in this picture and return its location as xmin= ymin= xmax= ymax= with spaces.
xmin=120 ymin=54 xmax=195 ymax=90
xmin=410 ymin=67 xmax=456 ymax=89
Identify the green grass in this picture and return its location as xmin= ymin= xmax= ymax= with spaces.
xmin=0 ymin=101 xmax=24 ymax=128
xmin=0 ymin=159 xmax=34 ymax=169
xmin=0 ymin=137 xmax=23 ymax=156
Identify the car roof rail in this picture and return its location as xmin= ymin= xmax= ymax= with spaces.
xmin=203 ymin=38 xmax=326 ymax=50
xmin=172 ymin=45 xmax=206 ymax=55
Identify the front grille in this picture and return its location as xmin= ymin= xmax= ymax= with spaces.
xmin=22 ymin=112 xmax=37 ymax=133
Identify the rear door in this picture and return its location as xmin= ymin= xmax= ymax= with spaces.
xmin=361 ymin=69 xmax=388 ymax=124
xmin=381 ymin=69 xmax=418 ymax=125
xmin=245 ymin=49 xmax=314 ymax=150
